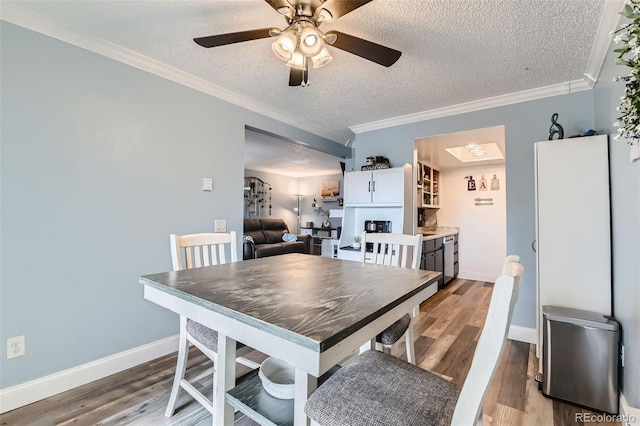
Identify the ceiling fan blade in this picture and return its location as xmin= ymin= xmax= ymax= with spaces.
xmin=264 ymin=0 xmax=291 ymax=12
xmin=289 ymin=68 xmax=303 ymax=86
xmin=194 ymin=28 xmax=273 ymax=48
xmin=325 ymin=30 xmax=401 ymax=67
xmin=318 ymin=0 xmax=373 ymax=20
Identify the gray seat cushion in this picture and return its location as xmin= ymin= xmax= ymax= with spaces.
xmin=376 ymin=314 xmax=412 ymax=345
xmin=185 ymin=320 xmax=245 ymax=352
xmin=305 ymin=350 xmax=460 ymax=426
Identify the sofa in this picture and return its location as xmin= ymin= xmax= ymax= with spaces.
xmin=243 ymin=219 xmax=310 ymax=260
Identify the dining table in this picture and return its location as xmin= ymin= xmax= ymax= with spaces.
xmin=140 ymin=253 xmax=441 ymax=426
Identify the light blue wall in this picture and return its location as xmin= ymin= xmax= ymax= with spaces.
xmin=353 ymin=92 xmax=596 ymax=330
xmin=593 ymin=38 xmax=640 ymax=407
xmin=0 ymin=22 xmax=346 ymax=388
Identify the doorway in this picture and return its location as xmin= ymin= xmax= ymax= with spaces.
xmin=413 ymin=125 xmax=506 ymax=281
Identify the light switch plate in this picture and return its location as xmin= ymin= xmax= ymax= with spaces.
xmin=214 ymin=219 xmax=227 ymax=232
xmin=202 ymin=178 xmax=213 ymax=191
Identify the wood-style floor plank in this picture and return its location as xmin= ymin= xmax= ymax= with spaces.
xmin=453 ymin=279 xmax=475 ymax=295
xmin=497 ymin=340 xmax=529 ymax=411
xmin=0 ymin=278 xmax=620 ymax=426
xmin=523 ymin=376 xmax=554 ymax=426
xmin=554 ymin=399 xmax=584 ymax=426
xmin=432 ymin=324 xmax=480 ymax=385
xmin=482 ymin=339 xmax=512 ymax=420
xmin=492 ymin=403 xmax=525 ymax=426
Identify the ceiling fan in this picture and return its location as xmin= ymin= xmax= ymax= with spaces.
xmin=193 ymin=0 xmax=402 ymax=87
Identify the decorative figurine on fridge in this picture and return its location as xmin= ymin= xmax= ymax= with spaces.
xmin=548 ymin=113 xmax=564 ymax=140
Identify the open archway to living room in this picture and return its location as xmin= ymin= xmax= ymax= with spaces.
xmin=243 ymin=127 xmax=347 ymax=258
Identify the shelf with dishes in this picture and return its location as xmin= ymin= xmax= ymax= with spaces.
xmin=416 ymin=162 xmax=440 ymax=208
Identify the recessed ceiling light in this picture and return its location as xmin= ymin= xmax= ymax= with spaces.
xmin=445 ymin=143 xmax=504 ymax=163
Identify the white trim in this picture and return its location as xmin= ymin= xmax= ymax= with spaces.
xmin=0 ymin=335 xmax=179 ymax=414
xmin=0 ymin=3 xmax=345 ymax=144
xmin=584 ymin=0 xmax=625 ymax=85
xmin=507 ymin=325 xmax=536 ymax=344
xmin=457 ymin=272 xmax=498 ymax=283
xmin=620 ymin=392 xmax=640 ymax=426
xmin=350 ymin=78 xmax=593 ymax=134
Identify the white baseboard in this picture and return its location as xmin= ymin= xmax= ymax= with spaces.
xmin=620 ymin=392 xmax=640 ymax=425
xmin=458 ymin=271 xmax=497 ymax=283
xmin=0 ymin=335 xmax=179 ymax=414
xmin=508 ymin=325 xmax=537 ymax=344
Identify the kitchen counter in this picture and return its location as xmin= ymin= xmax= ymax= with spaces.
xmin=417 ymin=226 xmax=459 ymax=241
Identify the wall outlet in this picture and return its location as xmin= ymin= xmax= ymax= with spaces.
xmin=621 ymin=344 xmax=625 ymax=367
xmin=214 ymin=219 xmax=227 ymax=232
xmin=7 ymin=335 xmax=25 ymax=359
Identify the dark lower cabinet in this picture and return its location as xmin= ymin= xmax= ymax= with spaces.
xmin=421 ymin=239 xmax=444 ymax=287
xmin=453 ymin=234 xmax=459 ymax=278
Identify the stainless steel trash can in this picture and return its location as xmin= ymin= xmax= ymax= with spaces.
xmin=542 ymin=306 xmax=619 ymax=413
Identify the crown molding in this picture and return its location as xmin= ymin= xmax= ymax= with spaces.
xmin=0 ymin=3 xmax=345 ymax=144
xmin=584 ymin=0 xmax=625 ymax=85
xmin=350 ymin=77 xmax=593 ymax=134
xmin=350 ymin=1 xmax=623 ymax=135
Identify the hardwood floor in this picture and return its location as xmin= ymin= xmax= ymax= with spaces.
xmin=0 ymin=278 xmax=619 ymax=426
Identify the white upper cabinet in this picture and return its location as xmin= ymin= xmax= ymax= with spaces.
xmin=344 ymin=170 xmax=373 ymax=204
xmin=344 ymin=167 xmax=406 ymax=206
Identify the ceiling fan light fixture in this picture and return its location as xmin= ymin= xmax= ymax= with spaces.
xmin=317 ymin=8 xmax=333 ymax=23
xmin=312 ymin=47 xmax=333 ymax=68
xmin=272 ymin=32 xmax=297 ymax=61
xmin=286 ymin=49 xmax=306 ymax=70
xmin=300 ymin=27 xmax=323 ymax=56
xmin=277 ymin=6 xmax=293 ymax=18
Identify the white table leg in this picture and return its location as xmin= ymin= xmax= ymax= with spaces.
xmin=214 ymin=333 xmax=236 ymax=426
xmin=359 ymin=338 xmax=376 ymax=354
xmin=294 ymin=368 xmax=317 ymax=426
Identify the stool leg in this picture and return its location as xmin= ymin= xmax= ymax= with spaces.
xmin=165 ymin=316 xmax=189 ymax=417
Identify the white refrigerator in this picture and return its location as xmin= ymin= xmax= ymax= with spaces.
xmin=534 ymin=135 xmax=612 ymax=364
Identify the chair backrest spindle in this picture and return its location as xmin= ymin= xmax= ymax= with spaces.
xmin=169 ymin=232 xmax=237 ymax=272
xmin=360 ymin=232 xmax=422 ymax=270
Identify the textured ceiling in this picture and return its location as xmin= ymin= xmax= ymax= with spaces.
xmin=3 ymin=0 xmax=609 ymax=146
xmin=245 ymin=129 xmax=343 ymax=177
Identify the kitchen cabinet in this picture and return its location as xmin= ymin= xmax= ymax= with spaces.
xmin=453 ymin=234 xmax=459 ymax=277
xmin=344 ymin=167 xmax=406 ymax=206
xmin=416 ymin=162 xmax=440 ymax=208
xmin=337 ymin=165 xmax=413 ymax=261
xmin=421 ymin=237 xmax=444 ymax=287
xmin=534 ymin=135 xmax=611 ymax=364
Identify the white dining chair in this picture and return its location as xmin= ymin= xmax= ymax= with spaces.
xmin=501 ymin=255 xmax=520 ymax=275
xmin=360 ymin=231 xmax=423 ymax=364
xmin=305 ymin=256 xmax=524 ymax=426
xmin=165 ymin=232 xmax=260 ymax=417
